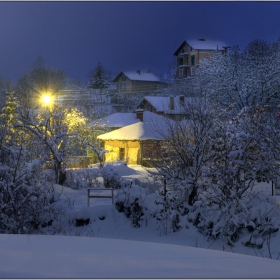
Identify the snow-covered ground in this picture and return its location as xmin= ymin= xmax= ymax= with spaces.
xmin=1 ymin=233 xmax=280 ymax=278
xmin=1 ymin=164 xmax=280 ymax=278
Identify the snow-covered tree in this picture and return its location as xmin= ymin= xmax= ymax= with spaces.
xmin=88 ymin=62 xmax=113 ymax=91
xmin=151 ymin=97 xmax=223 ymax=210
xmin=0 ymin=76 xmax=13 ymax=110
xmin=195 ymin=39 xmax=280 ymax=112
xmin=1 ymin=91 xmax=19 ymax=128
xmin=15 ymin=106 xmax=75 ymax=185
xmin=194 ymin=104 xmax=280 ymax=244
xmin=0 ymin=118 xmax=58 ymax=234
xmin=16 ymin=56 xmax=67 ymax=108
xmin=62 ymin=107 xmax=89 ymax=156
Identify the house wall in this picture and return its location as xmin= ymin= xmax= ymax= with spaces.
xmin=102 ymin=139 xmax=163 ymax=166
xmin=103 ymin=140 xmax=141 ymax=165
xmin=176 ymin=42 xmax=221 ymax=77
xmin=116 ymin=74 xmax=160 ymax=93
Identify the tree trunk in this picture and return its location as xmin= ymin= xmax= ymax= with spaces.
xmin=55 ymin=160 xmax=66 ymax=185
xmin=188 ymin=186 xmax=197 ymax=206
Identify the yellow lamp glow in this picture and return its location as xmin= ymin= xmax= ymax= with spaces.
xmin=42 ymin=95 xmax=52 ymax=106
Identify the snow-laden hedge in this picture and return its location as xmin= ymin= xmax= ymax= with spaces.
xmin=115 ymin=180 xmax=164 ymax=228
xmin=64 ymin=163 xmax=121 ymax=189
xmin=114 ymin=178 xmax=280 ymax=246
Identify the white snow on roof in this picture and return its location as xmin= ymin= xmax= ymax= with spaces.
xmin=97 ymin=114 xmax=172 ymax=141
xmin=143 ymin=96 xmax=199 ymax=114
xmin=123 ymin=71 xmax=160 ymax=82
xmin=97 ymin=122 xmax=163 ymax=141
xmin=91 ymin=111 xmax=165 ymax=128
xmin=91 ymin=113 xmax=140 ymax=128
xmin=187 ymin=39 xmax=228 ymax=51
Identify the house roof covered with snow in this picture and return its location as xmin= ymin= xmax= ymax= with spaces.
xmin=97 ymin=111 xmax=173 ymax=141
xmin=139 ymin=96 xmax=200 ymax=114
xmin=113 ymin=71 xmax=161 ymax=82
xmin=89 ymin=113 xmax=140 ymax=128
xmin=97 ymin=121 xmax=167 ymax=141
xmin=174 ymin=39 xmax=229 ymax=55
xmin=90 ymin=111 xmax=165 ymax=128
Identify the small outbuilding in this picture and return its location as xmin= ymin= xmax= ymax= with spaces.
xmin=97 ymin=111 xmax=171 ymax=166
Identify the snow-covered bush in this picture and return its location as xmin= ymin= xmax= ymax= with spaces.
xmin=64 ymin=168 xmax=101 ymax=189
xmin=244 ymin=194 xmax=280 ymax=248
xmin=0 ymin=144 xmax=58 ymax=234
xmin=194 ymin=191 xmax=280 ymax=246
xmin=115 ymin=181 xmax=148 ymax=227
xmin=114 ymin=179 xmax=186 ymax=232
xmin=63 ymin=163 xmax=122 ymax=190
xmin=101 ymin=164 xmax=121 ymax=189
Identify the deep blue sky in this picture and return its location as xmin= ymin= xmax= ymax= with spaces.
xmin=1 ymin=1 xmax=280 ymax=82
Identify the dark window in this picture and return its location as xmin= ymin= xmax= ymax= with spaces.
xmin=120 ymin=83 xmax=126 ymax=90
xmin=191 ymin=55 xmax=195 ymax=66
xmin=121 ymin=76 xmax=126 ymax=81
xmin=179 ymin=57 xmax=184 ymax=66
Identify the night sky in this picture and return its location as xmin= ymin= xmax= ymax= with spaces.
xmin=1 ymin=1 xmax=280 ymax=83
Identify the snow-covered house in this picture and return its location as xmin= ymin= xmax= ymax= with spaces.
xmin=137 ymin=95 xmax=198 ymax=120
xmin=174 ymin=38 xmax=230 ymax=78
xmin=97 ymin=111 xmax=171 ymax=166
xmin=113 ymin=70 xmax=163 ymax=94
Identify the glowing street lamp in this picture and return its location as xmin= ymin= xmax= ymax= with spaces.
xmin=41 ymin=94 xmax=53 ymax=109
xmin=42 ymin=95 xmax=51 ymax=105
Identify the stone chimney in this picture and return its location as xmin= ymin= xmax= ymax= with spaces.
xmin=136 ymin=109 xmax=144 ymax=122
xmin=169 ymin=95 xmax=174 ymax=110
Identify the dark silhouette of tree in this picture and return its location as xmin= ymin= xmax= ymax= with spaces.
xmin=88 ymin=62 xmax=110 ymax=90
xmin=16 ymin=56 xmax=67 ymax=108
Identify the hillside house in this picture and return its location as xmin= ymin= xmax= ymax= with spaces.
xmin=97 ymin=111 xmax=171 ymax=166
xmin=113 ymin=70 xmax=163 ymax=94
xmin=137 ymin=95 xmax=199 ymax=121
xmin=174 ymin=38 xmax=230 ymax=78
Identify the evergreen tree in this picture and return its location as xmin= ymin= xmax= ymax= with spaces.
xmin=0 ymin=77 xmax=13 ymax=110
xmin=1 ymin=91 xmax=19 ymax=127
xmin=88 ymin=62 xmax=109 ymax=90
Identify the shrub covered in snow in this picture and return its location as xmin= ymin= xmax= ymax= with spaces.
xmin=115 ymin=181 xmax=147 ymax=227
xmin=114 ymin=179 xmax=189 ymax=232
xmin=64 ymin=168 xmax=101 ymax=189
xmin=0 ymin=145 xmax=58 ymax=234
xmin=101 ymin=164 xmax=121 ymax=189
xmin=64 ymin=163 xmax=122 ymax=190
